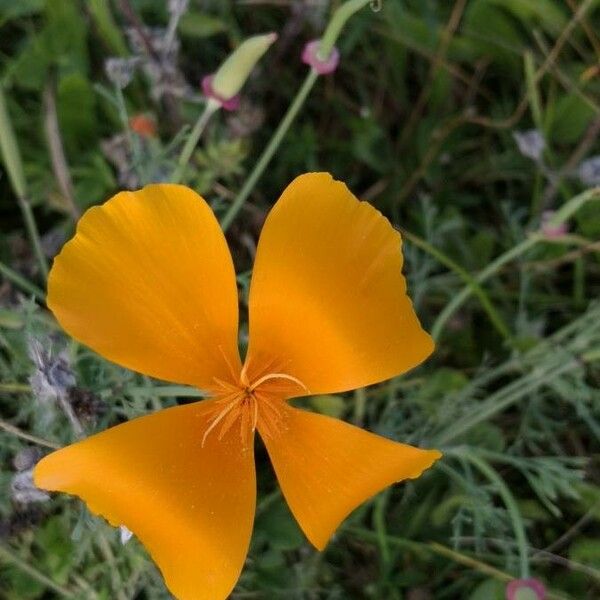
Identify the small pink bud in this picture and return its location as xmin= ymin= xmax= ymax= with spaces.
xmin=302 ymin=39 xmax=340 ymax=75
xmin=201 ymin=75 xmax=241 ymax=112
xmin=506 ymin=578 xmax=546 ymax=600
xmin=541 ymin=211 xmax=568 ymax=239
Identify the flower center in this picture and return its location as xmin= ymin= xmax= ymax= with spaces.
xmin=202 ymin=369 xmax=307 ymax=447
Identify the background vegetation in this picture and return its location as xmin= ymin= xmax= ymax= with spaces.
xmin=1 ymin=0 xmax=599 ymax=598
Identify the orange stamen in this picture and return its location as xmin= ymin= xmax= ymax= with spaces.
xmin=249 ymin=372 xmax=309 ymax=393
xmin=201 ymin=370 xmax=305 ymax=445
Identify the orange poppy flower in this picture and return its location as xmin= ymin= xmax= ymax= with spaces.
xmin=34 ymin=173 xmax=441 ymax=600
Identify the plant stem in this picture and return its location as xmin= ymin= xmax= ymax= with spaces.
xmin=448 ymin=448 xmax=530 ymax=579
xmin=0 ymin=259 xmax=46 ymax=301
xmin=0 ymin=88 xmax=49 ymax=280
xmin=56 ymin=390 xmax=85 ymax=439
xmin=0 ymin=417 xmax=61 ymax=449
xmin=427 ymin=543 xmax=570 ymax=600
xmin=97 ymin=532 xmax=128 ymax=600
xmin=353 ymin=386 xmax=366 ymax=424
xmin=43 ymin=79 xmax=80 ymax=220
xmin=432 ymin=187 xmax=600 ymax=340
xmin=403 ymin=229 xmax=512 ymax=343
xmin=220 ymin=69 xmax=318 ymax=231
xmin=172 ymin=99 xmax=219 ymax=183
xmin=114 ymin=84 xmax=145 ymax=181
xmin=0 ymin=543 xmax=75 ymax=598
xmin=318 ymin=0 xmax=371 ymax=59
xmin=348 ymin=529 xmax=568 ymax=600
xmin=0 ymin=383 xmax=31 ymax=392
xmin=428 ymin=541 xmax=513 ymax=583
xmin=17 ymin=195 xmax=49 ymax=280
xmin=0 ymin=88 xmax=27 ymax=199
xmin=220 ymin=0 xmax=373 ymax=231
xmin=373 ymin=492 xmax=391 ymax=568
xmin=434 ymin=359 xmax=576 ymax=446
xmin=126 ymin=385 xmax=204 ymax=398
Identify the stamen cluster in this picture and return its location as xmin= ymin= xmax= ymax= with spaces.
xmin=203 ymin=369 xmax=307 ymax=446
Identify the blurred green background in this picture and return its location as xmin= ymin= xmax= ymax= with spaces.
xmin=1 ymin=1 xmax=600 ymax=598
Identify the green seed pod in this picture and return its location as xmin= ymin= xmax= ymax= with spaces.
xmin=212 ymin=32 xmax=277 ymax=100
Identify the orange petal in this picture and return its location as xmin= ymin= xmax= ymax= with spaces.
xmin=48 ymin=184 xmax=240 ymax=390
xmin=34 ymin=400 xmax=255 ymax=600
xmin=246 ymin=173 xmax=434 ymax=395
xmin=260 ymin=404 xmax=441 ymax=550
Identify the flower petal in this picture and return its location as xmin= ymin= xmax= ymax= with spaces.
xmin=48 ymin=184 xmax=240 ymax=390
xmin=246 ymin=173 xmax=433 ymax=395
xmin=260 ymin=403 xmax=440 ymax=550
xmin=34 ymin=401 xmax=255 ymax=600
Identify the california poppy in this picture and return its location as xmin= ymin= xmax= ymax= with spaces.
xmin=34 ymin=173 xmax=441 ymax=600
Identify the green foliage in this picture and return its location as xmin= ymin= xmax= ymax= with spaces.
xmin=57 ymin=74 xmax=98 ymax=153
xmin=1 ymin=0 xmax=600 ymax=599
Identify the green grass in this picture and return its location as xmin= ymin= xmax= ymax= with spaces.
xmin=1 ymin=1 xmax=600 ymax=598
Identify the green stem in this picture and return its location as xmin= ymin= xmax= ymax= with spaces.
xmin=434 ymin=358 xmax=575 ymax=446
xmin=427 ymin=543 xmax=570 ymax=600
xmin=221 ymin=0 xmax=372 ymax=232
xmin=126 ymin=385 xmax=204 ymax=398
xmin=432 ymin=309 xmax=600 ymax=447
xmin=373 ymin=493 xmax=391 ymax=568
xmin=0 ymin=87 xmax=26 ymax=198
xmin=427 ymin=541 xmax=513 ymax=583
xmin=435 ymin=304 xmax=600 ymax=446
xmin=348 ymin=529 xmax=568 ymax=600
xmin=432 ymin=236 xmax=536 ymax=341
xmin=96 ymin=532 xmax=127 ymax=600
xmin=353 ymin=386 xmax=366 ymax=424
xmin=172 ymin=99 xmax=219 ymax=183
xmin=220 ymin=70 xmax=318 ymax=231
xmin=114 ymin=85 xmax=145 ymax=182
xmin=0 ymin=417 xmax=61 ymax=449
xmin=0 ymin=259 xmax=46 ymax=301
xmin=0 ymin=543 xmax=75 ymax=598
xmin=449 ymin=448 xmax=530 ymax=579
xmin=403 ymin=230 xmax=512 ymax=343
xmin=0 ymin=88 xmax=49 ymax=280
xmin=431 ymin=187 xmax=600 ymax=340
xmin=17 ymin=195 xmax=49 ymax=280
xmin=319 ymin=0 xmax=371 ymax=59
xmin=0 ymin=383 xmax=31 ymax=392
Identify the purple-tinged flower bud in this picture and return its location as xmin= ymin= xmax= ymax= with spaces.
xmin=541 ymin=210 xmax=568 ymax=239
xmin=506 ymin=578 xmax=546 ymax=600
xmin=201 ymin=75 xmax=240 ymax=112
xmin=302 ymin=39 xmax=340 ymax=75
xmin=205 ymin=33 xmax=277 ymax=110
